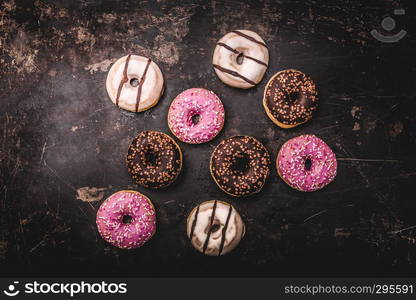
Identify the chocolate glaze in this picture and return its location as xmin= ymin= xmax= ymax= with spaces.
xmin=211 ymin=136 xmax=271 ymax=197
xmin=213 ymin=64 xmax=256 ymax=85
xmin=231 ymin=30 xmax=268 ymax=48
xmin=217 ymin=42 xmax=268 ymax=67
xmin=264 ymin=69 xmax=318 ymax=126
xmin=217 ymin=42 xmax=238 ymax=54
xmin=202 ymin=200 xmax=217 ymax=254
xmin=189 ymin=205 xmax=200 ymax=239
xmin=126 ymin=131 xmax=182 ymax=189
xmin=115 ymin=54 xmax=131 ymax=106
xmin=218 ymin=204 xmax=232 ymax=256
xmin=135 ymin=58 xmax=152 ymax=112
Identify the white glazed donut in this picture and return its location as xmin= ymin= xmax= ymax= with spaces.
xmin=186 ymin=200 xmax=245 ymax=256
xmin=106 ymin=54 xmax=164 ymax=112
xmin=212 ymin=30 xmax=269 ymax=89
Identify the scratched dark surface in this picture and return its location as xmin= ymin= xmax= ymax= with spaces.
xmin=1 ymin=0 xmax=416 ymax=277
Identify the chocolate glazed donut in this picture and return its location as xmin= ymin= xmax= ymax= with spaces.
xmin=263 ymin=69 xmax=318 ymax=128
xmin=210 ymin=136 xmax=271 ymax=197
xmin=126 ymin=131 xmax=182 ymax=189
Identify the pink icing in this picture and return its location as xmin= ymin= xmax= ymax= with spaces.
xmin=277 ymin=135 xmax=337 ymax=192
xmin=96 ymin=190 xmax=156 ymax=249
xmin=168 ymin=88 xmax=225 ymax=144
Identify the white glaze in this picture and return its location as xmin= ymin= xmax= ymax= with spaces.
xmin=212 ymin=30 xmax=269 ymax=89
xmin=106 ymin=55 xmax=164 ymax=112
xmin=187 ymin=200 xmax=245 ymax=256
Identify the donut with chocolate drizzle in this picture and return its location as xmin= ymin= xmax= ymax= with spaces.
xmin=263 ymin=69 xmax=318 ymax=128
xmin=126 ymin=131 xmax=182 ymax=189
xmin=106 ymin=54 xmax=164 ymax=112
xmin=210 ymin=136 xmax=271 ymax=197
xmin=187 ymin=200 xmax=245 ymax=256
xmin=212 ymin=30 xmax=269 ymax=89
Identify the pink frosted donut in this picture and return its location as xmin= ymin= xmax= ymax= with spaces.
xmin=96 ymin=190 xmax=156 ymax=249
xmin=277 ymin=135 xmax=337 ymax=192
xmin=168 ymin=88 xmax=225 ymax=144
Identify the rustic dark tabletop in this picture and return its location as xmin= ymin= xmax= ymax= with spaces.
xmin=1 ymin=0 xmax=416 ymax=277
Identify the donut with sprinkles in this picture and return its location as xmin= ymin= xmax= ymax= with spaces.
xmin=126 ymin=131 xmax=182 ymax=189
xmin=277 ymin=134 xmax=337 ymax=192
xmin=96 ymin=190 xmax=156 ymax=249
xmin=210 ymin=136 xmax=271 ymax=197
xmin=263 ymin=69 xmax=318 ymax=128
xmin=168 ymin=88 xmax=225 ymax=144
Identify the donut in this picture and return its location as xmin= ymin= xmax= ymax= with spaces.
xmin=263 ymin=69 xmax=318 ymax=128
xmin=126 ymin=131 xmax=182 ymax=189
xmin=212 ymin=30 xmax=269 ymax=89
xmin=186 ymin=200 xmax=245 ymax=256
xmin=168 ymin=88 xmax=225 ymax=144
xmin=210 ymin=136 xmax=271 ymax=197
xmin=277 ymin=135 xmax=337 ymax=192
xmin=96 ymin=190 xmax=156 ymax=249
xmin=106 ymin=54 xmax=164 ymax=112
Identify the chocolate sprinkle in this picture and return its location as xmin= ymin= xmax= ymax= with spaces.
xmin=210 ymin=136 xmax=271 ymax=197
xmin=264 ymin=69 xmax=318 ymax=126
xmin=126 ymin=131 xmax=182 ymax=189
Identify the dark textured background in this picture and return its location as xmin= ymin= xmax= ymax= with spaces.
xmin=1 ymin=0 xmax=416 ymax=277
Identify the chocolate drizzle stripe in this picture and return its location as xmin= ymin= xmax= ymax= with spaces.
xmin=213 ymin=64 xmax=256 ymax=85
xmin=218 ymin=204 xmax=233 ymax=256
xmin=217 ymin=42 xmax=239 ymax=54
xmin=231 ymin=30 xmax=268 ymax=48
xmin=202 ymin=200 xmax=217 ymax=254
xmin=115 ymin=54 xmax=131 ymax=106
xmin=217 ymin=43 xmax=268 ymax=67
xmin=189 ymin=205 xmax=200 ymax=239
xmin=242 ymin=55 xmax=268 ymax=67
xmin=135 ymin=58 xmax=152 ymax=112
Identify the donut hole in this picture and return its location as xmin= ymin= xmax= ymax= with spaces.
xmin=231 ymin=154 xmax=250 ymax=174
xmin=130 ymin=78 xmax=140 ymax=87
xmin=287 ymin=91 xmax=300 ymax=102
xmin=122 ymin=214 xmax=133 ymax=224
xmin=210 ymin=223 xmax=221 ymax=233
xmin=236 ymin=52 xmax=244 ymax=65
xmin=191 ymin=114 xmax=201 ymax=125
xmin=304 ymin=157 xmax=312 ymax=171
xmin=145 ymin=151 xmax=158 ymax=166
